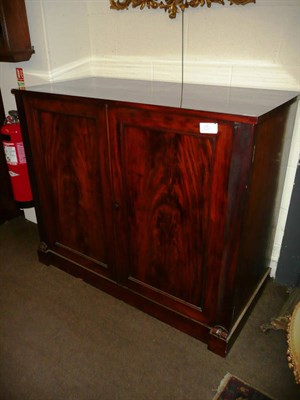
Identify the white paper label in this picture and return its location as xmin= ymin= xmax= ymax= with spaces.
xmin=4 ymin=144 xmax=18 ymax=165
xmin=199 ymin=123 xmax=218 ymax=134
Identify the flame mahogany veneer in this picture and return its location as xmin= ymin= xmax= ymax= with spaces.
xmin=13 ymin=78 xmax=299 ymax=356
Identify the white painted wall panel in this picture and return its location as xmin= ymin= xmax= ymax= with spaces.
xmin=41 ymin=1 xmax=91 ymax=72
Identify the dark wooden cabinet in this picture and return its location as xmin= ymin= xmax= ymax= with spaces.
xmin=13 ymin=78 xmax=299 ymax=356
xmin=0 ymin=0 xmax=34 ymax=62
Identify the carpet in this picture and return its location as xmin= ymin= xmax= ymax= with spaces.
xmin=213 ymin=373 xmax=276 ymax=400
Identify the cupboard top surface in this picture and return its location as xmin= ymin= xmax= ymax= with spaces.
xmin=14 ymin=77 xmax=299 ymax=122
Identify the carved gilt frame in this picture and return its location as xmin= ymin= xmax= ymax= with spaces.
xmin=110 ymin=0 xmax=256 ymax=19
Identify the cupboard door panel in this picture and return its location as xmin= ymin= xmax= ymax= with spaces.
xmin=23 ymin=96 xmax=114 ymax=277
xmin=109 ymin=106 xmax=234 ymax=323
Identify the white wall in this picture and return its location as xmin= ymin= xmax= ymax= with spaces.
xmin=0 ymin=0 xmax=299 ymax=275
xmin=0 ymin=0 xmax=92 ymax=222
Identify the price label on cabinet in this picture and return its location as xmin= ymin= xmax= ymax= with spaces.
xmin=199 ymin=123 xmax=218 ymax=134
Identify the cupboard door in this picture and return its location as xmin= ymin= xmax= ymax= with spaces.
xmin=109 ymin=105 xmax=234 ymax=324
xmin=23 ymin=96 xmax=114 ymax=278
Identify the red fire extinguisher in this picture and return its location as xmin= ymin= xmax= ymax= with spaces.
xmin=1 ymin=110 xmax=33 ymax=208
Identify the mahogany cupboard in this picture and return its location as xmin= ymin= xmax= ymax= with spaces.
xmin=0 ymin=0 xmax=34 ymax=62
xmin=13 ymin=78 xmax=299 ymax=356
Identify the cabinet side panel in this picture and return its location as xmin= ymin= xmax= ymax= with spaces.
xmin=233 ymin=102 xmax=298 ymax=320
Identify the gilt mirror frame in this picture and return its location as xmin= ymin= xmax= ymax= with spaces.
xmin=110 ymin=0 xmax=256 ymax=20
